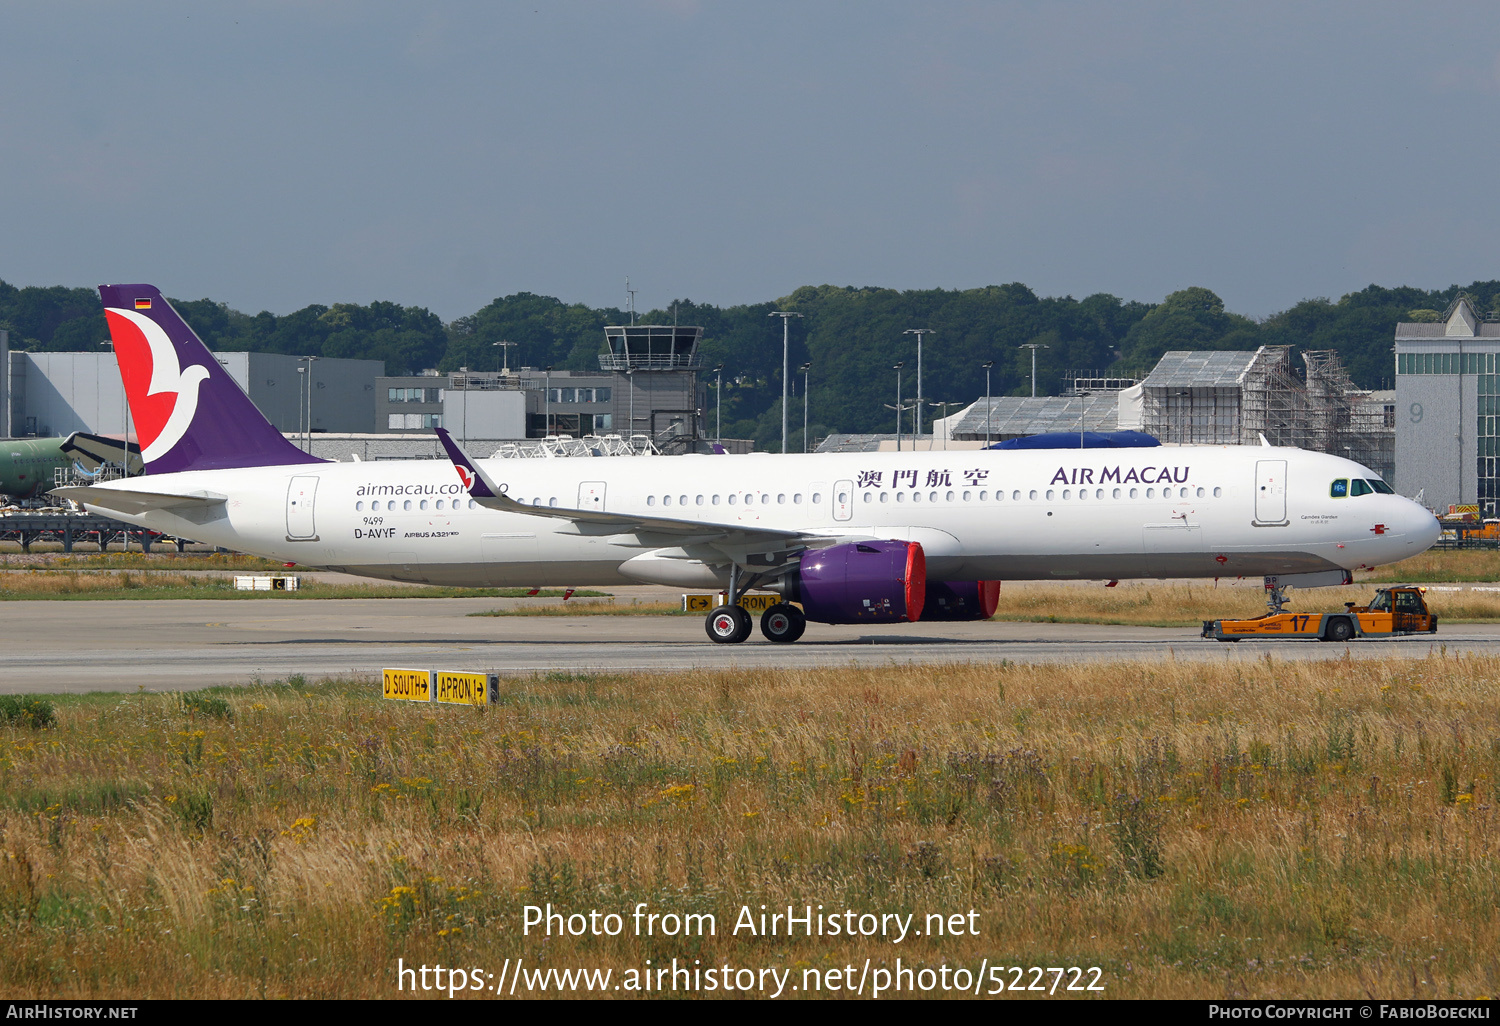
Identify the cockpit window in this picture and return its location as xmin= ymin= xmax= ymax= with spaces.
xmin=1350 ymin=479 xmax=1374 ymax=497
xmin=1368 ymin=479 xmax=1395 ymax=494
xmin=1330 ymin=479 xmax=1348 ymax=498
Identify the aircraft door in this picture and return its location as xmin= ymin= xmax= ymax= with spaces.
xmin=578 ymin=481 xmax=606 ymax=511
xmin=833 ymin=479 xmax=854 ymax=522
xmin=286 ymin=476 xmax=318 ymax=540
xmin=1254 ymin=460 xmax=1288 ymax=525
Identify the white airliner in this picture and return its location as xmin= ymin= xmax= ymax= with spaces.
xmin=56 ymin=285 xmax=1441 ymax=644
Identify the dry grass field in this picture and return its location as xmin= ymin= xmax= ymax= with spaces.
xmin=1 ymin=656 xmax=1496 ymax=999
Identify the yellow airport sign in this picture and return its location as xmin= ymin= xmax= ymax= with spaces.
xmin=382 ymin=667 xmax=433 ymax=702
xmin=435 ymin=670 xmax=495 ymax=707
xmin=681 ymin=593 xmax=780 ymax=613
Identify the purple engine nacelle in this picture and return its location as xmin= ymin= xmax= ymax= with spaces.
xmin=780 ymin=540 xmax=927 ymax=624
xmin=922 ymin=580 xmax=1002 ymax=621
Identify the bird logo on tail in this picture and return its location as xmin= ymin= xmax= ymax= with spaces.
xmin=101 ymin=307 xmax=211 ymax=463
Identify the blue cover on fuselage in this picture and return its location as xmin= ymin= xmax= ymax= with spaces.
xmin=988 ymin=431 xmax=1161 ymax=450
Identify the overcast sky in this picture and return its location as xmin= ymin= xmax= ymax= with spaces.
xmin=3 ymin=2 xmax=1498 ymax=321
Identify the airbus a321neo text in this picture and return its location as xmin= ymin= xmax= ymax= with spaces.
xmin=56 ymin=284 xmax=1441 ymax=644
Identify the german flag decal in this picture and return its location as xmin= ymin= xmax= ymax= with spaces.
xmin=134 ymin=298 xmax=152 ymax=310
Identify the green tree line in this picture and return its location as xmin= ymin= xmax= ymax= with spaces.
xmin=3 ymin=277 xmax=1495 ymax=451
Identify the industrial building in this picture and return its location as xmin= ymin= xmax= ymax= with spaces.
xmin=881 ymin=348 xmax=1397 ymax=486
xmin=1 ymin=330 xmax=383 ymax=438
xmin=1393 ymin=296 xmax=1500 ymax=513
xmin=2 ymin=320 xmax=718 ymax=457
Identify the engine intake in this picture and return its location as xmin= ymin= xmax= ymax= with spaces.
xmin=782 ymin=541 xmax=926 ymax=624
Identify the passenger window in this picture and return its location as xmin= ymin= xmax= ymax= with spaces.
xmin=880 ymin=492 xmax=889 ymax=503
xmin=403 ymin=500 xmax=412 ymax=511
xmin=1330 ymin=479 xmax=1348 ymax=498
xmin=1213 ymin=487 xmax=1222 ymax=497
xmin=647 ymin=496 xmax=656 ymax=506
xmin=356 ymin=501 xmax=364 ymax=511
xmin=1350 ymin=479 xmax=1373 ymax=497
xmin=712 ymin=495 xmax=720 ymax=505
xmin=1046 ymin=490 xmax=1055 ymax=500
xmin=812 ymin=493 xmax=822 ymax=503
xmin=1028 ymin=490 xmax=1037 ymax=500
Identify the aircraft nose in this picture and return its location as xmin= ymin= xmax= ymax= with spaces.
xmin=1404 ymin=500 xmax=1441 ymax=551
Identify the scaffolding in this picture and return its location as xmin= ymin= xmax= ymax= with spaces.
xmin=1239 ymin=346 xmax=1308 ymax=448
xmin=1140 ymin=347 xmax=1394 ymax=477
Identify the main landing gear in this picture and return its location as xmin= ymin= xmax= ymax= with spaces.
xmin=759 ymin=603 xmax=806 ymax=643
xmin=706 ymin=604 xmax=753 ymax=644
xmin=704 ymin=564 xmax=806 ymax=644
xmin=704 ymin=601 xmax=806 ymax=644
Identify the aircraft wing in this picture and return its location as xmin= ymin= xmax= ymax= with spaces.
xmin=434 ymin=428 xmax=810 ymax=545
xmin=50 ymin=484 xmax=227 ymax=516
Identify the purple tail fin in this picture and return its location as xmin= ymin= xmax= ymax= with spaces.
xmin=98 ymin=284 xmax=324 ymax=474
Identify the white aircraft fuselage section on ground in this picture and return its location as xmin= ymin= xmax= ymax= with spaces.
xmin=73 ymin=444 xmax=1438 ymax=588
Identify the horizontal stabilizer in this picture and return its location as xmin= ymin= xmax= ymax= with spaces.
xmin=52 ymin=484 xmax=227 ymax=516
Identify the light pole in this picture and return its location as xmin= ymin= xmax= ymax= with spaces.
xmin=929 ymin=401 xmax=954 ymax=450
xmin=303 ymin=356 xmax=320 ymax=452
xmin=544 ymin=365 xmax=553 ymax=438
xmin=982 ymin=360 xmax=994 ymax=447
xmin=903 ymin=328 xmax=933 ymax=438
xmin=769 ymin=311 xmax=802 ymax=453
xmin=1019 ymin=343 xmax=1048 ymax=398
xmin=492 ymin=340 xmax=515 ymax=373
xmin=893 ymin=361 xmax=905 ymax=451
xmin=712 ymin=364 xmax=723 ymax=442
xmin=799 ymin=362 xmax=811 ymax=453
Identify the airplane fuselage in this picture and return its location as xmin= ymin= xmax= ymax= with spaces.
xmin=76 ymin=444 xmax=1439 ymax=588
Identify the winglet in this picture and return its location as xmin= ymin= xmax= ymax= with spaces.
xmin=435 ymin=428 xmax=499 ymax=499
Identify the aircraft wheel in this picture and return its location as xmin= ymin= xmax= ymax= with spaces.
xmin=1325 ymin=617 xmax=1355 ymax=643
xmin=760 ymin=603 xmax=806 ymax=643
xmin=706 ymin=605 xmax=753 ymax=644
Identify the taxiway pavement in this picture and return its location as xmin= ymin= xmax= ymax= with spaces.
xmin=4 ymin=596 xmax=1495 ymax=693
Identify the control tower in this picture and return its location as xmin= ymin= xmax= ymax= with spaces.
xmin=600 ymin=325 xmax=705 ymax=451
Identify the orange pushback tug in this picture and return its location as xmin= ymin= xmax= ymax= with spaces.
xmin=1203 ymin=586 xmax=1438 ymax=642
